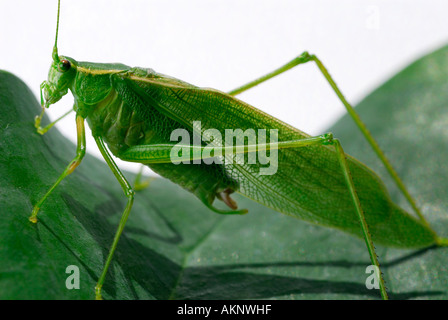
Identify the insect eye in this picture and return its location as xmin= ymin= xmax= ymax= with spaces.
xmin=58 ymin=59 xmax=71 ymax=72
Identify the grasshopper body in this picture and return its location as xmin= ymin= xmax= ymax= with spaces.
xmin=30 ymin=1 xmax=447 ymax=300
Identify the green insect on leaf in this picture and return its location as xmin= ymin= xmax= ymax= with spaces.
xmin=5 ymin=0 xmax=446 ymax=300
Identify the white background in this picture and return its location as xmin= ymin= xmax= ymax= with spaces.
xmin=1 ymin=0 xmax=448 ymax=175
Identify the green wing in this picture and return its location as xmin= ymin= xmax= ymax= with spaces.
xmin=116 ymin=68 xmax=436 ymax=248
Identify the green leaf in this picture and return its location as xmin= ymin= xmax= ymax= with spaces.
xmin=0 ymin=44 xmax=447 ymax=300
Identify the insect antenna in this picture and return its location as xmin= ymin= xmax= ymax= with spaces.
xmin=52 ymin=0 xmax=61 ymax=64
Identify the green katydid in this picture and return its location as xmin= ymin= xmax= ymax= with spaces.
xmin=30 ymin=0 xmax=447 ymax=300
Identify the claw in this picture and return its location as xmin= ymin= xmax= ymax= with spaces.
xmin=29 ymin=207 xmax=39 ymax=223
xmin=95 ymin=284 xmax=103 ymax=300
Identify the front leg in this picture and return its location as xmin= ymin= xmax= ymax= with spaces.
xmin=35 ymin=109 xmax=74 ymax=135
xmin=29 ymin=113 xmax=86 ymax=222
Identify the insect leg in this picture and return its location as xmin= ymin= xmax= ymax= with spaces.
xmin=228 ymin=52 xmax=431 ymax=229
xmin=133 ymin=165 xmax=154 ymax=191
xmin=29 ymin=114 xmax=86 ymax=223
xmin=35 ymin=109 xmax=74 ymax=135
xmin=227 ymin=51 xmax=313 ymax=96
xmin=330 ymin=137 xmax=388 ymax=300
xmin=118 ymin=135 xmax=333 ymax=164
xmin=93 ymin=136 xmax=135 ymax=300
